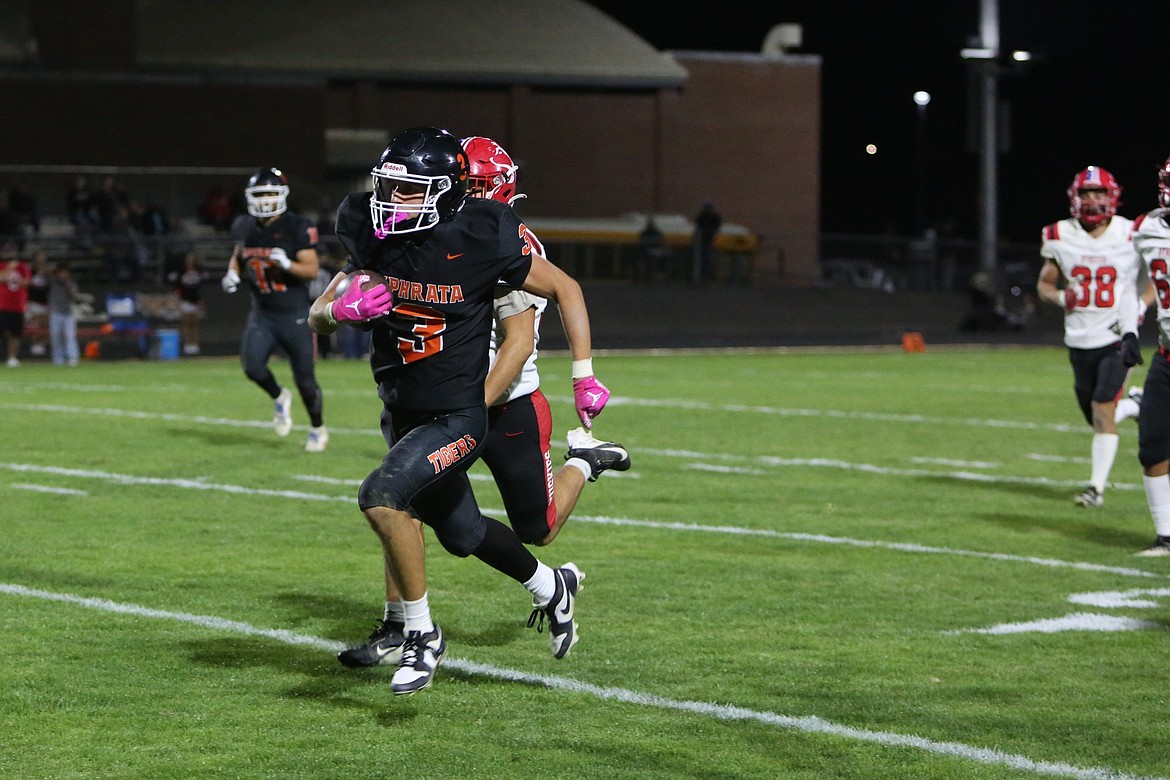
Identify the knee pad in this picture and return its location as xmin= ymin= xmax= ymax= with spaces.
xmin=358 ymin=467 xmax=410 ymax=512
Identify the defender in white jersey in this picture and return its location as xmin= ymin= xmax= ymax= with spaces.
xmin=1127 ymin=155 xmax=1170 ymax=556
xmin=335 ymin=135 xmax=630 ymax=669
xmin=471 ymin=135 xmax=629 ymax=547
xmin=1036 ymin=166 xmax=1145 ymax=508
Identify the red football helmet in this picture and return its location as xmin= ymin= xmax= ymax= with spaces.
xmin=460 ymin=136 xmax=523 ymax=205
xmin=1067 ymin=166 xmax=1121 ymax=226
xmin=1158 ymin=156 xmax=1170 ymax=209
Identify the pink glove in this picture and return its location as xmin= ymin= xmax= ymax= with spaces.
xmin=573 ymin=375 xmax=610 ymax=429
xmin=331 ymin=273 xmax=392 ymax=323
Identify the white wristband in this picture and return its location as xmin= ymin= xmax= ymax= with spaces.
xmin=571 ymin=358 xmax=593 ymax=379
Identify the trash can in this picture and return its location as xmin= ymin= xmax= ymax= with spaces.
xmin=157 ymin=329 xmax=181 ymax=361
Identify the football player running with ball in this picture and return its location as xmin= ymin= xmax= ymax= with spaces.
xmin=333 ymin=135 xmax=630 ymax=672
xmin=222 ymin=167 xmax=329 ymax=452
xmin=1036 ymin=166 xmax=1145 ymax=509
xmin=309 ymin=127 xmax=613 ymax=695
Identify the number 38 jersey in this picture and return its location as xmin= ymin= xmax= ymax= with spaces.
xmin=1133 ymin=209 xmax=1170 ymax=350
xmin=335 ymin=193 xmax=534 ymax=410
xmin=1040 ymin=215 xmax=1139 ymax=349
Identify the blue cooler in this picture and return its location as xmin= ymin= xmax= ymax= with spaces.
xmin=157 ymin=329 xmax=180 ymax=360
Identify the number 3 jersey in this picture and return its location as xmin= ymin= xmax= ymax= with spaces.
xmin=335 ymin=193 xmax=534 ymax=410
xmin=1040 ymin=215 xmax=1140 ymax=349
xmin=1133 ymin=209 xmax=1170 ymax=350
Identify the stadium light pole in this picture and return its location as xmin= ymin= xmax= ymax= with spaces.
xmin=959 ymin=0 xmax=996 ymax=277
xmin=964 ymin=0 xmax=1000 ymax=275
xmin=962 ymin=0 xmax=1032 ymax=277
xmin=913 ymin=90 xmax=931 ymax=236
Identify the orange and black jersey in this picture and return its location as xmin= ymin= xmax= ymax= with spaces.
xmin=231 ymin=212 xmax=318 ymax=314
xmin=335 ymin=193 xmax=535 ymax=410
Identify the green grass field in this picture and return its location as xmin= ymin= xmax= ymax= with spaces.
xmin=2 ymin=348 xmax=1168 ymax=779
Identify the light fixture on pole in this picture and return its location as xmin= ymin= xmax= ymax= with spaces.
xmin=914 ymin=91 xmax=931 ymax=235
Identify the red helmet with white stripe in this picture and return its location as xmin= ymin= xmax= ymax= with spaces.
xmin=1067 ymin=166 xmax=1121 ymax=226
xmin=460 ymin=136 xmax=523 ymax=205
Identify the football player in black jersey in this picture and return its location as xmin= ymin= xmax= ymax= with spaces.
xmin=309 ymin=127 xmax=609 ymax=695
xmin=221 ymin=167 xmax=328 ymax=452
xmin=331 ymin=136 xmax=630 ymax=674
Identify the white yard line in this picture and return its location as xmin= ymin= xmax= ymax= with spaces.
xmin=2 ymin=461 xmax=1163 ymax=581
xmin=0 ymin=581 xmax=1162 ymax=780
xmin=11 ymin=483 xmax=89 ymax=496
xmin=0 ymin=398 xmax=1090 ymax=435
xmin=0 ymin=402 xmax=1127 ymax=489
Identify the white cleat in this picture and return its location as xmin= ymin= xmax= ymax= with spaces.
xmin=273 ymin=388 xmax=293 ymax=437
xmin=528 ymin=562 xmax=584 ymax=659
xmin=1135 ymin=536 xmax=1170 ymax=557
xmin=305 ymin=426 xmax=328 ymax=452
xmin=1073 ymin=486 xmax=1102 ymax=508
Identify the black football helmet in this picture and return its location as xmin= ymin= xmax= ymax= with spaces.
xmin=370 ymin=127 xmax=468 ymax=237
xmin=245 ymin=167 xmax=289 ymax=218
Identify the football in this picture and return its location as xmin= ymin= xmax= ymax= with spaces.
xmin=332 ymin=269 xmax=390 ymax=330
xmin=334 ymin=269 xmax=387 ymax=299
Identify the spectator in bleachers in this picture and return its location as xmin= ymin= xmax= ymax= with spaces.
xmin=308 ymin=251 xmax=337 ymax=360
xmin=48 ymin=261 xmax=80 ymax=366
xmin=7 ymin=179 xmax=40 ymax=241
xmin=93 ymin=175 xmax=131 ymax=233
xmin=25 ymin=250 xmax=50 ymax=357
xmin=162 ymin=218 xmax=197 ymax=280
xmin=639 ymin=217 xmax=669 ymax=281
xmin=102 ymin=203 xmax=142 ymax=285
xmin=169 ymin=251 xmax=206 ymax=356
xmin=0 ymin=192 xmax=21 ymax=245
xmin=315 ymin=194 xmax=338 ymax=253
xmin=138 ymin=201 xmax=170 ymax=271
xmin=0 ymin=242 xmax=31 ymax=367
xmin=139 ymin=202 xmax=169 ymax=239
xmin=66 ymin=175 xmax=100 ymax=248
xmin=198 ymin=183 xmax=233 ymax=231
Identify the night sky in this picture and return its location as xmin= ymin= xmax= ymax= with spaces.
xmin=585 ymin=1 xmax=1170 ymax=242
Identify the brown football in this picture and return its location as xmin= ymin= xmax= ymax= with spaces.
xmin=334 ymin=269 xmax=387 ymax=298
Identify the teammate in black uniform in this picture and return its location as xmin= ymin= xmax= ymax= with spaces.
xmin=221 ymin=167 xmax=328 ymax=452
xmin=309 ymin=127 xmax=606 ymax=695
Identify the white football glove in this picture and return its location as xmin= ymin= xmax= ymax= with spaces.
xmin=221 ymin=268 xmax=240 ymax=293
xmin=270 ymin=247 xmax=292 ymax=270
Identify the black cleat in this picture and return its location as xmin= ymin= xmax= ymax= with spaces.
xmin=565 ymin=427 xmax=630 ymax=482
xmin=337 ymin=619 xmax=405 ymax=668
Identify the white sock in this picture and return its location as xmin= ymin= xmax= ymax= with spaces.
xmin=565 ymin=457 xmax=592 ymax=480
xmin=402 ymin=593 xmax=434 ymax=635
xmin=1089 ymin=433 xmax=1119 ymax=492
xmin=1143 ymin=474 xmax=1170 ymax=537
xmin=1114 ymin=398 xmax=1140 ymax=424
xmin=383 ymin=600 xmax=405 ymax=625
xmin=523 ymin=562 xmax=556 ymax=605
